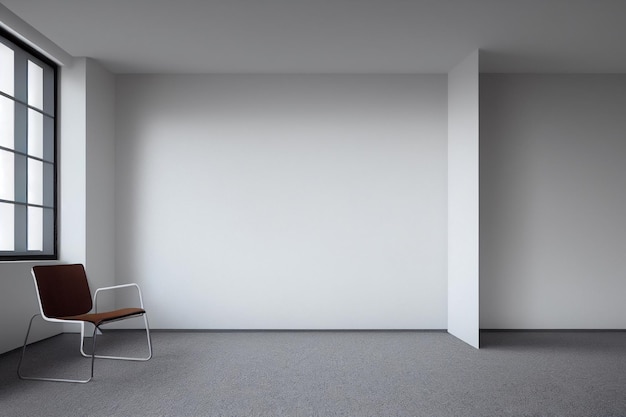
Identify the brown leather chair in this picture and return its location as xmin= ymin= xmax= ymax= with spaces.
xmin=17 ymin=264 xmax=152 ymax=383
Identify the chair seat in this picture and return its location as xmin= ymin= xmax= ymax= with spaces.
xmin=62 ymin=307 xmax=146 ymax=326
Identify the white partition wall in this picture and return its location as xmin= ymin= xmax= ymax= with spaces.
xmin=447 ymin=51 xmax=480 ymax=348
xmin=114 ymin=74 xmax=449 ymax=330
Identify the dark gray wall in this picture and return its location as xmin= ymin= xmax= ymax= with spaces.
xmin=480 ymin=74 xmax=626 ymax=329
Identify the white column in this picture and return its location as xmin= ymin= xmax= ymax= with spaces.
xmin=447 ymin=50 xmax=480 ymax=348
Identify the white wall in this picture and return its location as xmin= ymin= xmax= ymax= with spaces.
xmin=59 ymin=59 xmax=87 ymax=264
xmin=85 ymin=58 xmax=116 ymax=310
xmin=0 ymin=60 xmax=87 ymax=354
xmin=0 ymin=59 xmax=88 ymax=353
xmin=59 ymin=57 xmax=117 ymax=334
xmin=0 ymin=58 xmax=117 ymax=354
xmin=0 ymin=262 xmax=57 ymax=353
xmin=115 ymin=74 xmax=448 ymax=329
xmin=447 ymin=51 xmax=480 ymax=347
xmin=480 ymin=75 xmax=626 ymax=329
xmin=0 ymin=5 xmax=73 ymax=354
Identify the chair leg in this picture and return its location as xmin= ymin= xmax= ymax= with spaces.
xmin=80 ymin=313 xmax=152 ymax=361
xmin=17 ymin=314 xmax=93 ymax=383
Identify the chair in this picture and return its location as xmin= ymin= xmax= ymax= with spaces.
xmin=17 ymin=264 xmax=152 ymax=383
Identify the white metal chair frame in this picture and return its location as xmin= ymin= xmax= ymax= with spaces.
xmin=17 ymin=269 xmax=153 ymax=383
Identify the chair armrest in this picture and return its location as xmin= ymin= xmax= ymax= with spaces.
xmin=94 ymin=283 xmax=146 ymax=312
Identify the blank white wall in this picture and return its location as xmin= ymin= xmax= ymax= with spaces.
xmin=447 ymin=51 xmax=480 ymax=348
xmin=115 ymin=74 xmax=448 ymax=329
xmin=85 ymin=58 xmax=116 ymax=310
xmin=480 ymin=75 xmax=626 ymax=329
xmin=59 ymin=59 xmax=86 ymax=265
xmin=59 ymin=58 xmax=119 ymax=335
xmin=0 ymin=262 xmax=58 ymax=353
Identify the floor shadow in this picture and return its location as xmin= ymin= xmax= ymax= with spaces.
xmin=480 ymin=330 xmax=626 ymax=353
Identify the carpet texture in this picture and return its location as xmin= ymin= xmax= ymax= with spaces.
xmin=1 ymin=330 xmax=625 ymax=416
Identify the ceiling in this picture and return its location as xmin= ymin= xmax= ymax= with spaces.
xmin=2 ymin=0 xmax=626 ymax=74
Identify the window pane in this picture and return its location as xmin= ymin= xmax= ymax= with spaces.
xmin=43 ymin=65 xmax=55 ymax=115
xmin=28 ymin=109 xmax=43 ymax=158
xmin=0 ymin=95 xmax=14 ymax=149
xmin=1 ymin=31 xmax=56 ymax=259
xmin=0 ymin=43 xmax=14 ymax=96
xmin=28 ymin=61 xmax=44 ymax=110
xmin=43 ymin=161 xmax=54 ymax=207
xmin=0 ymin=149 xmax=14 ymax=201
xmin=42 ymin=207 xmax=54 ymax=252
xmin=28 ymin=158 xmax=43 ymax=205
xmin=28 ymin=206 xmax=42 ymax=251
xmin=43 ymin=115 xmax=54 ymax=162
xmin=0 ymin=202 xmax=14 ymax=250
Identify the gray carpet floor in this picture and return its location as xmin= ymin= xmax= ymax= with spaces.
xmin=1 ymin=330 xmax=625 ymax=417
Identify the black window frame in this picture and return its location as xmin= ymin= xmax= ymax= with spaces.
xmin=0 ymin=27 xmax=58 ymax=261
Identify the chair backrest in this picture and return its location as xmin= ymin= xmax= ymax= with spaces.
xmin=32 ymin=264 xmax=93 ymax=318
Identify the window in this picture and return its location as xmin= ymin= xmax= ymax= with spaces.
xmin=0 ymin=28 xmax=57 ymax=260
